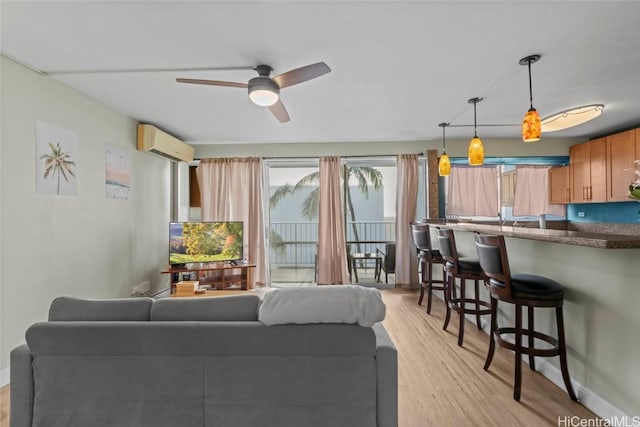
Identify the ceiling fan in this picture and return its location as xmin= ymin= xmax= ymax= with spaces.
xmin=176 ymin=62 xmax=331 ymax=123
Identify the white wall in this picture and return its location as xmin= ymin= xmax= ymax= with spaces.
xmin=0 ymin=57 xmax=172 ymax=380
xmin=193 ymin=136 xmax=583 ymax=160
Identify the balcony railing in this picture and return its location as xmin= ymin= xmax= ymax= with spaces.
xmin=269 ymin=221 xmax=395 ymax=267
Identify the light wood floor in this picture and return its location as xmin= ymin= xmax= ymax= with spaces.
xmin=0 ymin=385 xmax=8 ymax=427
xmin=0 ymin=288 xmax=596 ymax=427
xmin=381 ymin=288 xmax=596 ymax=426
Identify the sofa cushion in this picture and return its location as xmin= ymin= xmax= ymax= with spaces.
xmin=26 ymin=322 xmax=375 ymax=357
xmin=151 ymin=294 xmax=260 ymax=321
xmin=48 ymin=297 xmax=153 ymax=321
xmin=258 ymin=285 xmax=386 ymax=327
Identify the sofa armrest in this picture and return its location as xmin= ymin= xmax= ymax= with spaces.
xmin=372 ymin=323 xmax=398 ymax=427
xmin=10 ymin=344 xmax=34 ymax=427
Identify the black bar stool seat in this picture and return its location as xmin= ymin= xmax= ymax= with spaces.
xmin=411 ymin=223 xmax=446 ymax=314
xmin=456 ymin=257 xmax=484 ymax=274
xmin=475 ymin=233 xmax=578 ymax=402
xmin=504 ymin=274 xmax=564 ymax=300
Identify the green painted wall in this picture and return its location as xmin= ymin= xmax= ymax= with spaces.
xmin=0 ymin=57 xmax=172 ymax=382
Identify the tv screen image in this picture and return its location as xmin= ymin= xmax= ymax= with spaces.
xmin=169 ymin=221 xmax=243 ymax=265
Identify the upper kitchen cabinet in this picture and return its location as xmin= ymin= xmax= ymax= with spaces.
xmin=549 ymin=166 xmax=570 ymax=204
xmin=570 ymin=138 xmax=606 ymax=203
xmin=189 ymin=166 xmax=201 ymax=207
xmin=606 ymin=129 xmax=637 ymax=201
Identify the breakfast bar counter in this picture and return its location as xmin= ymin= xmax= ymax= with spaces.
xmin=435 ymin=223 xmax=640 ymax=417
xmin=439 ymin=222 xmax=640 ymax=249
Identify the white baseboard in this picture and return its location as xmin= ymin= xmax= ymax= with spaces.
xmin=0 ymin=366 xmax=9 ymax=387
xmin=534 ymin=359 xmax=629 ymax=421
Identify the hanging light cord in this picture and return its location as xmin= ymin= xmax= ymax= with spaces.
xmin=442 ymin=125 xmax=447 ymax=151
xmin=528 ymin=59 xmax=534 ymax=109
xmin=438 ymin=122 xmax=449 ymax=151
xmin=473 ymin=100 xmax=478 ymax=137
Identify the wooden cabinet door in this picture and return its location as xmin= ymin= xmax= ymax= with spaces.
xmin=606 ymin=129 xmax=636 ymax=201
xmin=549 ymin=166 xmax=570 ymax=204
xmin=189 ymin=166 xmax=201 ymax=207
xmin=570 ymin=143 xmax=590 ymax=202
xmin=589 ymin=137 xmax=607 ymax=202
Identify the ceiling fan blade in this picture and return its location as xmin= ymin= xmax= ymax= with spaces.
xmin=176 ymin=78 xmax=247 ymax=88
xmin=272 ymin=62 xmax=331 ymax=89
xmin=269 ymin=99 xmax=290 ymax=123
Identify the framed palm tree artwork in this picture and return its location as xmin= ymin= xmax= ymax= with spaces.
xmin=35 ymin=121 xmax=78 ymax=195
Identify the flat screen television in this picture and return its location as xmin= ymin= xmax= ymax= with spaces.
xmin=169 ymin=221 xmax=243 ymax=265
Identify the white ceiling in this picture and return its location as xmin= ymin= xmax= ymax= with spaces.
xmin=2 ymin=1 xmax=640 ymax=145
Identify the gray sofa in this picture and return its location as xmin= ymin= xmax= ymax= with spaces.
xmin=10 ymin=294 xmax=397 ymax=427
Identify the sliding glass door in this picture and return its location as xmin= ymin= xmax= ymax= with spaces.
xmin=266 ymin=160 xmax=320 ymax=284
xmin=265 ymin=156 xmax=426 ymax=285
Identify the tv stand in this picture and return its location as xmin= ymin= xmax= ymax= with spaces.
xmin=162 ymin=262 xmax=256 ymax=293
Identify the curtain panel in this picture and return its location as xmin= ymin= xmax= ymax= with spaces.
xmin=196 ymin=157 xmax=267 ymax=286
xmin=513 ymin=165 xmax=566 ymax=217
xmin=395 ymin=153 xmax=419 ymax=286
xmin=447 ymin=166 xmax=499 ymax=217
xmin=317 ymin=156 xmax=350 ymax=285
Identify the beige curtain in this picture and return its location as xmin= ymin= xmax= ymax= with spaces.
xmin=317 ymin=156 xmax=349 ymax=285
xmin=196 ymin=157 xmax=267 ymax=286
xmin=447 ymin=166 xmax=500 ymax=217
xmin=513 ymin=165 xmax=565 ymax=217
xmin=395 ymin=153 xmax=419 ymax=287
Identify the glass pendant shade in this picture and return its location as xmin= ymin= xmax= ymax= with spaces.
xmin=520 ymin=54 xmax=541 ymax=142
xmin=467 ymin=97 xmax=484 ymax=165
xmin=468 ymin=137 xmax=484 ymax=166
xmin=438 ymin=122 xmax=451 ymax=176
xmin=438 ymin=152 xmax=451 ymax=176
xmin=522 ymin=107 xmax=541 ymax=142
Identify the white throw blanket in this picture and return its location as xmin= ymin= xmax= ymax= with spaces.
xmin=258 ymin=285 xmax=386 ymax=327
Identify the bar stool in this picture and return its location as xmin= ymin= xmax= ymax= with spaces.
xmin=474 ymin=233 xmax=577 ymax=402
xmin=410 ymin=223 xmax=446 ymax=313
xmin=434 ymin=227 xmax=491 ymax=347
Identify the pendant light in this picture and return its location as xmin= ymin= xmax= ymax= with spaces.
xmin=438 ymin=122 xmax=451 ymax=176
xmin=520 ymin=54 xmax=541 ymax=142
xmin=467 ymin=97 xmax=484 ymax=166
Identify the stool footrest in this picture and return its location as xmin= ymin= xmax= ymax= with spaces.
xmin=495 ymin=327 xmax=560 ymax=358
xmin=421 ymin=282 xmax=446 ymax=291
xmin=449 ymin=298 xmax=492 ymax=315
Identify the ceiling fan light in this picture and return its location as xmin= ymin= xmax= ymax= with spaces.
xmin=249 ymin=89 xmax=279 ymax=106
xmin=438 ymin=152 xmax=451 ymax=176
xmin=468 ymin=137 xmax=484 ymax=166
xmin=248 ymin=77 xmax=280 ymax=107
xmin=522 ymin=108 xmax=541 ymax=142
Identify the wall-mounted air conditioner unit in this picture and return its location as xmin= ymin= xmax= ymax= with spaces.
xmin=137 ymin=124 xmax=194 ymax=163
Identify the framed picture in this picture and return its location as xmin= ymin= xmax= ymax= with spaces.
xmin=35 ymin=121 xmax=78 ymax=195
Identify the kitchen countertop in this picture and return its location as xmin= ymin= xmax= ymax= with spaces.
xmin=440 ymin=222 xmax=640 ymax=249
